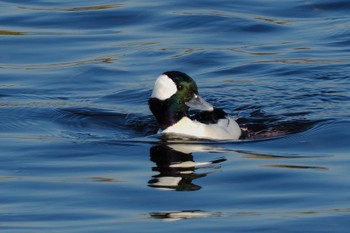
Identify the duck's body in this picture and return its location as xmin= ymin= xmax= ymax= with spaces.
xmin=149 ymin=71 xmax=241 ymax=140
xmin=163 ymin=116 xmax=241 ymax=140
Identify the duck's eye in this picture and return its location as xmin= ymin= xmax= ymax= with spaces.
xmin=177 ymin=84 xmax=183 ymax=90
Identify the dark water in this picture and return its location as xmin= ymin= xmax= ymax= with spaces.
xmin=1 ymin=0 xmax=350 ymax=232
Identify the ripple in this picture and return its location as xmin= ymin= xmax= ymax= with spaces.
xmin=5 ymin=2 xmax=122 ymax=12
xmin=55 ymin=107 xmax=157 ymax=140
xmin=0 ymin=29 xmax=24 ymax=35
xmin=1 ymin=1 xmax=350 ymax=232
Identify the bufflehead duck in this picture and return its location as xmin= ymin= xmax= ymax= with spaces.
xmin=149 ymin=71 xmax=241 ymax=140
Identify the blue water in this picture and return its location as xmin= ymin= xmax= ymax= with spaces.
xmin=1 ymin=0 xmax=350 ymax=232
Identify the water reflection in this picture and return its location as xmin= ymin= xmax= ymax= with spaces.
xmin=148 ymin=144 xmax=226 ymax=191
xmin=150 ymin=210 xmax=222 ymax=221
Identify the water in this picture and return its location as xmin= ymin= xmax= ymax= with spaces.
xmin=1 ymin=0 xmax=350 ymax=232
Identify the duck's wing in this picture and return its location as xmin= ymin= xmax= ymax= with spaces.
xmin=190 ymin=108 xmax=228 ymax=124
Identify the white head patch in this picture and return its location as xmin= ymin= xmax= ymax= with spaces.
xmin=151 ymin=74 xmax=177 ymax=100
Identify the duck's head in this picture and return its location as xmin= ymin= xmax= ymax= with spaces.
xmin=149 ymin=71 xmax=213 ymax=130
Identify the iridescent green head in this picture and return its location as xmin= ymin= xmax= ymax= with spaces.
xmin=149 ymin=71 xmax=213 ymax=129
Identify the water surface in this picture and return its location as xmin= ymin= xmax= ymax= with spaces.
xmin=1 ymin=0 xmax=350 ymax=232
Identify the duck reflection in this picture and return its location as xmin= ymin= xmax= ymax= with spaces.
xmin=148 ymin=144 xmax=226 ymax=191
xmin=150 ymin=210 xmax=222 ymax=221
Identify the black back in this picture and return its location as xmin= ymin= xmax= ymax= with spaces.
xmin=191 ymin=108 xmax=227 ymax=124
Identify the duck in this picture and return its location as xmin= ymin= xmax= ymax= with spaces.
xmin=149 ymin=71 xmax=241 ymax=140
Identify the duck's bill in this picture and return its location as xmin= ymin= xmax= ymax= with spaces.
xmin=185 ymin=94 xmax=214 ymax=111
